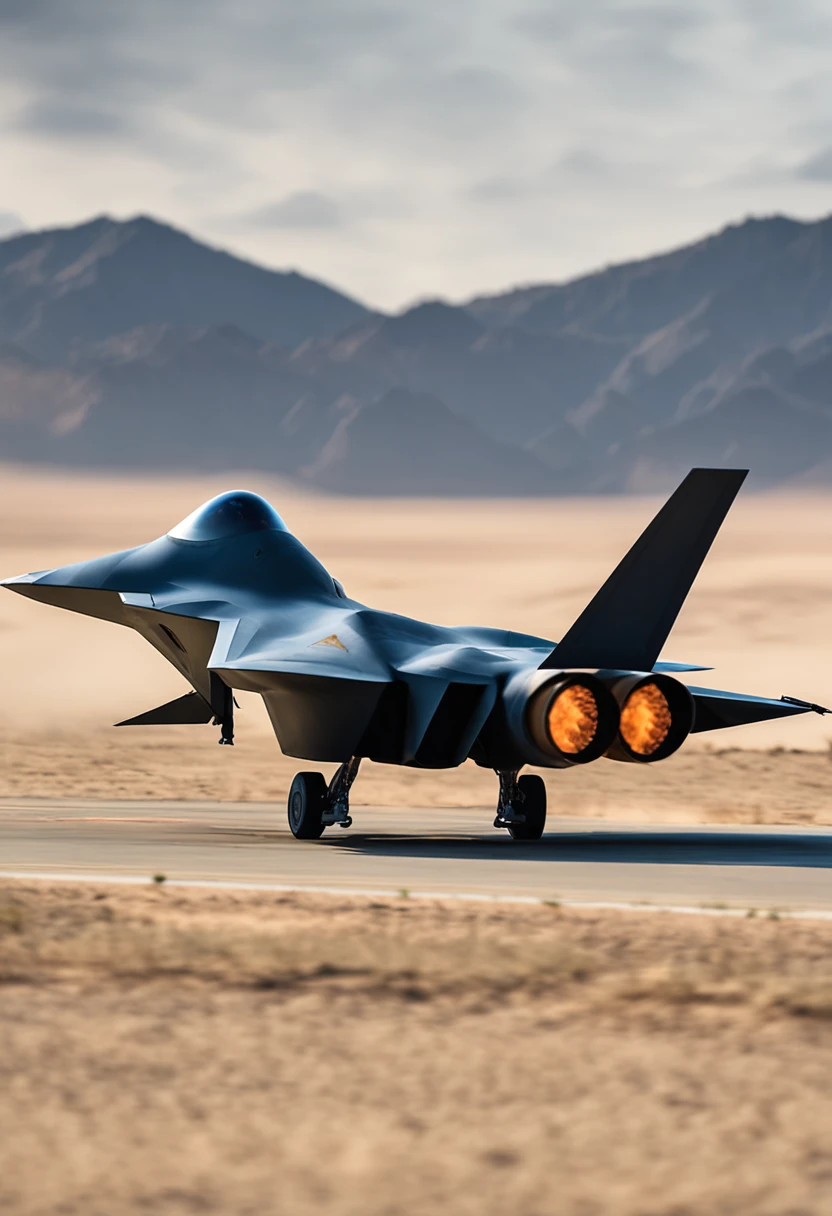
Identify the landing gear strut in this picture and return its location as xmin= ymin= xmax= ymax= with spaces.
xmin=324 ymin=756 xmax=361 ymax=828
xmin=287 ymin=757 xmax=361 ymax=839
xmin=210 ymin=672 xmax=235 ymax=746
xmin=494 ymin=770 xmax=547 ymax=841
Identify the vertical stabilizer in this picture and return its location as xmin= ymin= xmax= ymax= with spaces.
xmin=542 ymin=468 xmax=747 ymax=671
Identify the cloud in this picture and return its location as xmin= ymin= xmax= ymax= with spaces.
xmin=468 ymin=147 xmax=659 ymax=205
xmin=555 ymin=149 xmax=610 ymax=177
xmin=0 ymin=0 xmax=413 ymax=91
xmin=14 ymin=99 xmax=128 ymax=139
xmin=514 ymin=1 xmax=712 ymax=105
xmin=1 ymin=0 xmax=832 ymax=307
xmin=731 ymin=0 xmax=832 ymax=46
xmin=796 ymin=148 xmax=832 ymax=182
xmin=467 ymin=175 xmax=535 ymax=202
xmin=0 ymin=211 xmax=26 ymax=237
xmin=517 ymin=1 xmax=707 ymax=43
xmin=249 ymin=192 xmax=341 ymax=229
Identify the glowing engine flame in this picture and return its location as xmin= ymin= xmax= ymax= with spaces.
xmin=547 ymin=683 xmax=599 ymax=754
xmin=620 ymin=682 xmax=672 ymax=756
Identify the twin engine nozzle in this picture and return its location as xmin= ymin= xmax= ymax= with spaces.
xmin=506 ymin=669 xmax=695 ymax=768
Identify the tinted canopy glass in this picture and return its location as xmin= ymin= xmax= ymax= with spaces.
xmin=169 ymin=491 xmax=288 ymax=542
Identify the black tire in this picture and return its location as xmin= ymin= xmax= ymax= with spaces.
xmin=508 ymin=774 xmax=547 ymax=841
xmin=288 ymin=771 xmax=327 ymax=839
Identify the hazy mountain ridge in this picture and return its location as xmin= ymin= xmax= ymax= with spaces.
xmin=2 ymin=211 xmax=832 ymax=493
xmin=465 ymin=215 xmax=808 ymax=339
xmin=0 ymin=216 xmax=369 ymax=360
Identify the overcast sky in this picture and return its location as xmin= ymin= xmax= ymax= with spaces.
xmin=1 ymin=0 xmax=832 ymax=309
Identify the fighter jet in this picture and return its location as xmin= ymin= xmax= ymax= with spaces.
xmin=3 ymin=468 xmax=827 ymax=841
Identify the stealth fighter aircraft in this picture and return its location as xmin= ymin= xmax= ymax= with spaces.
xmin=4 ymin=468 xmax=827 ymax=840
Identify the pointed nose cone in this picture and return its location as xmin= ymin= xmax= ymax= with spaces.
xmin=2 ymin=490 xmax=309 ymax=621
xmin=1 ymin=545 xmax=146 ymax=621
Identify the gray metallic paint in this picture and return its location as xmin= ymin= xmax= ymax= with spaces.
xmin=2 ymin=472 xmax=818 ymax=773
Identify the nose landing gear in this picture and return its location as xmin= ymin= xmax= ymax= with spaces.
xmin=287 ymin=757 xmax=361 ymax=839
xmin=494 ymin=770 xmax=547 ymax=841
xmin=210 ymin=672 xmax=236 ymax=746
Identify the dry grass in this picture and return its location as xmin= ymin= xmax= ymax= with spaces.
xmin=3 ymin=881 xmax=832 ymax=1214
xmin=2 ymin=880 xmax=832 ymax=1015
xmin=4 ymin=727 xmax=832 ymax=827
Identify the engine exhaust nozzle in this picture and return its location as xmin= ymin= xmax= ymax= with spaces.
xmin=605 ymin=673 xmax=694 ymax=763
xmin=525 ymin=673 xmax=620 ymax=766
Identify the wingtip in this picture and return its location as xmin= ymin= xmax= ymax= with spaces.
xmin=780 ymin=695 xmax=831 ymax=716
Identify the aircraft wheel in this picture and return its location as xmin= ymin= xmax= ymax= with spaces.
xmin=288 ymin=772 xmax=327 ymax=839
xmin=508 ymin=774 xmax=547 ymax=841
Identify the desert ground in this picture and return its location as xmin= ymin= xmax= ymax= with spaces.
xmin=2 ymin=880 xmax=832 ymax=1216
xmin=4 ymin=468 xmax=832 ymax=1215
xmin=2 ymin=463 xmax=832 ymax=822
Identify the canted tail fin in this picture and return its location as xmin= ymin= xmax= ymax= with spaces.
xmin=542 ymin=468 xmax=748 ymax=672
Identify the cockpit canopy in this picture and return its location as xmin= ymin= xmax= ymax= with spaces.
xmin=168 ymin=491 xmax=289 ymax=542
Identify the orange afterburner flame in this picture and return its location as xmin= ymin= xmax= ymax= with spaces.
xmin=620 ymin=682 xmax=672 ymax=756
xmin=547 ymin=684 xmax=599 ymax=754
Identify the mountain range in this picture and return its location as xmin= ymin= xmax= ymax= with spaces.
xmin=2 ymin=211 xmax=832 ymax=493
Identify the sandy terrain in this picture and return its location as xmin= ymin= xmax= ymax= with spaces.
xmin=2 ymin=464 xmax=832 ymax=821
xmin=4 ymin=469 xmax=831 ymax=1216
xmin=2 ymin=880 xmax=832 ymax=1215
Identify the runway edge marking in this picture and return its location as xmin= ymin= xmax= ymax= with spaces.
xmin=0 ymin=870 xmax=830 ymax=920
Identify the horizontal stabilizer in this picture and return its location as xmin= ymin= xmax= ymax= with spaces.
xmin=653 ymin=660 xmax=712 ymax=674
xmin=543 ymin=468 xmax=747 ymax=672
xmin=689 ymin=687 xmax=818 ymax=733
xmin=116 ymin=691 xmax=214 ymax=727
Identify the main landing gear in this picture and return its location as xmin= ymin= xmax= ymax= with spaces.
xmin=288 ymin=757 xmax=361 ymax=840
xmin=494 ymin=771 xmax=547 ymax=841
xmin=287 ymin=760 xmax=546 ymax=841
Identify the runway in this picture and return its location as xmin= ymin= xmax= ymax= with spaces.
xmin=2 ymin=797 xmax=832 ymax=910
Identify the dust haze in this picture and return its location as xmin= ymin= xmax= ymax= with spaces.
xmin=3 ymin=464 xmax=832 ymax=822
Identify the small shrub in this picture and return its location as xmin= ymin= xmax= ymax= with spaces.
xmin=0 ymin=904 xmax=25 ymax=934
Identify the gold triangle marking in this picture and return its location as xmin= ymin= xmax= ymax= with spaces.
xmin=313 ymin=634 xmax=348 ymax=652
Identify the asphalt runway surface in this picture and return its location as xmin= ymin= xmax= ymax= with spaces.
xmin=2 ymin=797 xmax=832 ymax=910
